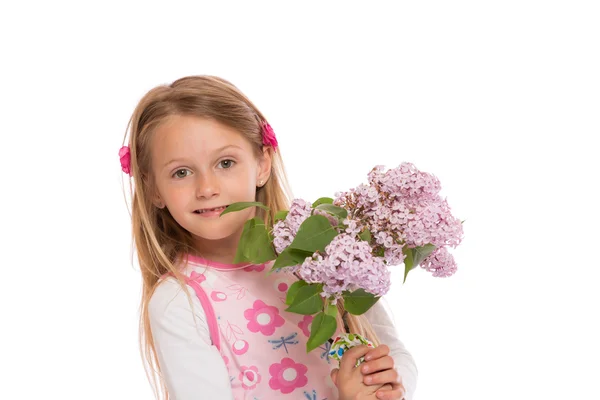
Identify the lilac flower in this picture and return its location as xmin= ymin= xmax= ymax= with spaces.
xmin=335 ymin=162 xmax=463 ymax=271
xmin=272 ymin=199 xmax=313 ymax=254
xmin=343 ymin=218 xmax=362 ymax=237
xmin=420 ymin=247 xmax=457 ymax=277
xmin=297 ymin=234 xmax=391 ymax=300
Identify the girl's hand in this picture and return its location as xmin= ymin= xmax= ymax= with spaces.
xmin=330 ymin=345 xmax=393 ymax=400
xmin=361 ymin=344 xmax=406 ymax=400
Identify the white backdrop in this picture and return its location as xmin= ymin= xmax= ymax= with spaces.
xmin=1 ymin=1 xmax=598 ymax=399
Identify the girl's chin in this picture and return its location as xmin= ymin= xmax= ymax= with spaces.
xmin=191 ymin=227 xmax=240 ymax=242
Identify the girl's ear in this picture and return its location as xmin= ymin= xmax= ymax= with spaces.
xmin=143 ymin=173 xmax=165 ymax=209
xmin=257 ymin=146 xmax=273 ymax=185
xmin=152 ymin=190 xmax=165 ymax=209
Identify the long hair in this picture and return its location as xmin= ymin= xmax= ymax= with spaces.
xmin=122 ymin=75 xmax=380 ymax=399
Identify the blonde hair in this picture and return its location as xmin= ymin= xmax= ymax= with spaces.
xmin=122 ymin=75 xmax=380 ymax=399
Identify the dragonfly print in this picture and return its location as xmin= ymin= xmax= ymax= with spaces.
xmin=267 ymin=332 xmax=299 ymax=354
xmin=319 ymin=340 xmax=332 ymax=364
xmin=303 ymin=389 xmax=328 ymax=400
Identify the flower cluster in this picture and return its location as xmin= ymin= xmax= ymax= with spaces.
xmin=420 ymin=247 xmax=457 ymax=277
xmin=272 ymin=199 xmax=313 ymax=254
xmin=228 ymin=161 xmax=463 ymax=353
xmin=297 ymin=234 xmax=391 ymax=301
xmin=334 ymin=162 xmax=463 ymax=276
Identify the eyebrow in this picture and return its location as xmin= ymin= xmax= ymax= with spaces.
xmin=162 ymin=144 xmax=244 ymax=168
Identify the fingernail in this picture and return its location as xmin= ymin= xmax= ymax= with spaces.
xmin=362 ymin=365 xmax=369 ymax=373
xmin=365 ymin=376 xmax=372 ymax=384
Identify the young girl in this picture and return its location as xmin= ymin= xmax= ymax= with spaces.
xmin=121 ymin=76 xmax=418 ymax=400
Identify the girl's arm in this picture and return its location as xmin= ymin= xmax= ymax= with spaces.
xmin=364 ymin=299 xmax=419 ymax=400
xmin=148 ymin=278 xmax=234 ymax=400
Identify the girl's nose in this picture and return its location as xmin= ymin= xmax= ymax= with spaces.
xmin=195 ymin=173 xmax=220 ymax=199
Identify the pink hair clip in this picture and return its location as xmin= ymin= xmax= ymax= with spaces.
xmin=119 ymin=145 xmax=132 ymax=176
xmin=261 ymin=121 xmax=278 ymax=152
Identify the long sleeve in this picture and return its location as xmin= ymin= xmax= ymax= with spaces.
xmin=365 ymin=298 xmax=418 ymax=400
xmin=148 ymin=278 xmax=234 ymax=400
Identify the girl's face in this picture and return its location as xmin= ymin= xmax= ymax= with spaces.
xmin=150 ymin=115 xmax=271 ymax=244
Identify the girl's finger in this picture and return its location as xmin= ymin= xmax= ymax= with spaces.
xmin=363 ymin=368 xmax=399 ymax=386
xmin=339 ymin=345 xmax=370 ymax=373
xmin=376 ymin=385 xmax=406 ymax=400
xmin=364 ymin=344 xmax=390 ymax=361
xmin=330 ymin=368 xmax=339 ymax=386
xmin=361 ymin=355 xmax=395 ymax=375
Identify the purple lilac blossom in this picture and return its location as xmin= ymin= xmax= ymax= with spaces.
xmin=297 ymin=233 xmax=391 ymax=300
xmin=420 ymin=247 xmax=457 ymax=277
xmin=272 ymin=199 xmax=313 ymax=254
xmin=334 ymin=162 xmax=463 ymax=269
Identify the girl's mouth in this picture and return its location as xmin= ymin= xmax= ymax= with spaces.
xmin=194 ymin=205 xmax=228 ymax=214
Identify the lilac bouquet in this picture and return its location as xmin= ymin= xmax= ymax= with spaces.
xmin=221 ymin=162 xmax=463 ymax=352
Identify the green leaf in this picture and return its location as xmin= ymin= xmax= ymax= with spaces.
xmin=413 ymin=244 xmax=436 ymax=266
xmin=312 ymin=197 xmax=334 ymax=207
xmin=325 ymin=303 xmax=338 ymax=318
xmin=271 ymin=248 xmax=313 ymax=272
xmin=358 ymin=229 xmax=372 ymax=243
xmin=402 ymin=244 xmax=436 ymax=283
xmin=306 ymin=312 xmax=337 ymax=352
xmin=286 ymin=283 xmax=323 ymax=315
xmin=233 ymin=217 xmax=276 ymax=264
xmin=220 ymin=201 xmax=270 ymax=216
xmin=289 ymin=215 xmax=338 ymax=253
xmin=274 ymin=210 xmax=289 ymax=222
xmin=402 ymin=245 xmax=414 ymax=283
xmin=342 ymin=289 xmax=380 ymax=315
xmin=233 ymin=218 xmax=255 ymax=263
xmin=314 ymin=203 xmax=348 ymax=221
xmin=285 ymin=280 xmax=308 ymax=305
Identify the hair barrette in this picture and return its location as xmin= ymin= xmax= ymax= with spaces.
xmin=261 ymin=121 xmax=278 ymax=152
xmin=119 ymin=146 xmax=132 ymax=176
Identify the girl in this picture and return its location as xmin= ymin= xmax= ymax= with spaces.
xmin=121 ymin=76 xmax=418 ymax=399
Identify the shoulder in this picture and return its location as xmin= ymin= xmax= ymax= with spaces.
xmin=148 ymin=276 xmax=208 ymax=335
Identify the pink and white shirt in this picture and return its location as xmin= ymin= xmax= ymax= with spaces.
xmin=149 ymin=255 xmax=418 ymax=399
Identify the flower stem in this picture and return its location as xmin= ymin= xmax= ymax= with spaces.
xmin=342 ymin=310 xmax=350 ymax=333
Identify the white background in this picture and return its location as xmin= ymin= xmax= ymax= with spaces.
xmin=1 ymin=1 xmax=598 ymax=399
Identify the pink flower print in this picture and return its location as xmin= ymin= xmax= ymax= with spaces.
xmin=268 ymin=358 xmax=308 ymax=394
xmin=239 ymin=365 xmax=261 ymax=390
xmin=244 ymin=264 xmax=265 ymax=272
xmin=211 ymin=291 xmax=227 ymax=302
xmin=298 ymin=315 xmax=313 ymax=337
xmin=244 ymin=300 xmax=285 ymax=336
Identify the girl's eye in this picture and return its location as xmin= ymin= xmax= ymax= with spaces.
xmin=173 ymin=169 xmax=191 ymax=179
xmin=219 ymin=159 xmax=235 ymax=169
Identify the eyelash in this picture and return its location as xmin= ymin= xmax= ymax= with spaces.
xmin=171 ymin=159 xmax=236 ymax=179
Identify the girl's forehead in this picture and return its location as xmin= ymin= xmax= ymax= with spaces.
xmin=153 ymin=115 xmax=251 ymax=156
